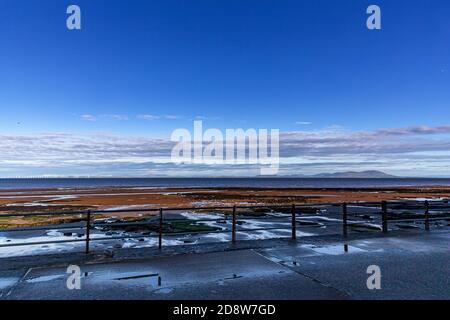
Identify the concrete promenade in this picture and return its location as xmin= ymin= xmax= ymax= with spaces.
xmin=0 ymin=230 xmax=448 ymax=300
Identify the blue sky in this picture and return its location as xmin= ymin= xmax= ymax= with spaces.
xmin=1 ymin=0 xmax=450 ymax=177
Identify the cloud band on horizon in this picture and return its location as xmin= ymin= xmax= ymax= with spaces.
xmin=1 ymin=124 xmax=450 ymax=177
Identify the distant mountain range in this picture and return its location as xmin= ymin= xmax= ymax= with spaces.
xmin=311 ymin=170 xmax=397 ymax=178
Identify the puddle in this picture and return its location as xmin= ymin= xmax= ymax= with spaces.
xmin=114 ymin=273 xmax=162 ymax=287
xmin=297 ymin=220 xmax=324 ymax=227
xmin=354 ymin=214 xmax=375 ymax=221
xmin=300 ymin=216 xmax=342 ymax=222
xmin=114 ymin=273 xmax=159 ymax=281
xmin=349 ymin=223 xmax=382 ymax=232
xmin=46 ymin=231 xmax=65 ymax=237
xmin=0 ymin=278 xmax=18 ymax=290
xmin=26 ymin=274 xmax=65 ymax=283
xmin=396 ymin=224 xmax=420 ymax=230
xmin=278 ymin=261 xmax=300 ymax=267
xmin=223 ymin=274 xmax=243 ymax=280
xmin=301 ymin=244 xmax=366 ymax=255
xmin=78 ymin=269 xmax=162 ymax=287
xmin=154 ymin=288 xmax=173 ymax=294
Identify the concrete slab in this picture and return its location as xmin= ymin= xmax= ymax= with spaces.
xmin=258 ymin=232 xmax=450 ymax=300
xmin=4 ymin=250 xmax=347 ymax=300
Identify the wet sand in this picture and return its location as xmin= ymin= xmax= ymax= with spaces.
xmin=0 ymin=186 xmax=449 ymax=227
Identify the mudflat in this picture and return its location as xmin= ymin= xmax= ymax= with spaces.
xmin=1 ymin=186 xmax=450 ymax=207
xmin=0 ymin=186 xmax=448 ymax=227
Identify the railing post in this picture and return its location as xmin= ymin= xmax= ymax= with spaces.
xmin=85 ymin=210 xmax=91 ymax=254
xmin=342 ymin=203 xmax=348 ymax=237
xmin=291 ymin=204 xmax=297 ymax=240
xmin=382 ymin=201 xmax=388 ymax=233
xmin=232 ymin=206 xmax=237 ymax=243
xmin=424 ymin=201 xmax=430 ymax=231
xmin=159 ymin=208 xmax=163 ymax=250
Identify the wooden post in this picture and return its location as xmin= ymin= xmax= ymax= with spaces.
xmin=382 ymin=201 xmax=388 ymax=233
xmin=85 ymin=210 xmax=91 ymax=254
xmin=158 ymin=208 xmax=163 ymax=250
xmin=342 ymin=203 xmax=348 ymax=237
xmin=424 ymin=201 xmax=430 ymax=231
xmin=291 ymin=204 xmax=297 ymax=240
xmin=232 ymin=206 xmax=237 ymax=243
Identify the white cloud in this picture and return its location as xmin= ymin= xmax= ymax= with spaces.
xmin=295 ymin=121 xmax=312 ymax=125
xmin=137 ymin=114 xmax=181 ymax=121
xmin=81 ymin=114 xmax=97 ymax=122
xmin=2 ymin=124 xmax=450 ymax=177
xmin=100 ymin=114 xmax=129 ymax=121
xmin=193 ymin=115 xmax=220 ymax=121
xmin=137 ymin=114 xmax=160 ymax=121
xmin=164 ymin=115 xmax=180 ymax=120
xmin=81 ymin=114 xmax=179 ymax=122
xmin=81 ymin=114 xmax=129 ymax=121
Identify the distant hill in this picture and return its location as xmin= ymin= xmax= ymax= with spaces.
xmin=312 ymin=170 xmax=397 ymax=178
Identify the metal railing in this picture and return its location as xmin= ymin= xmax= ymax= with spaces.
xmin=0 ymin=200 xmax=449 ymax=255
